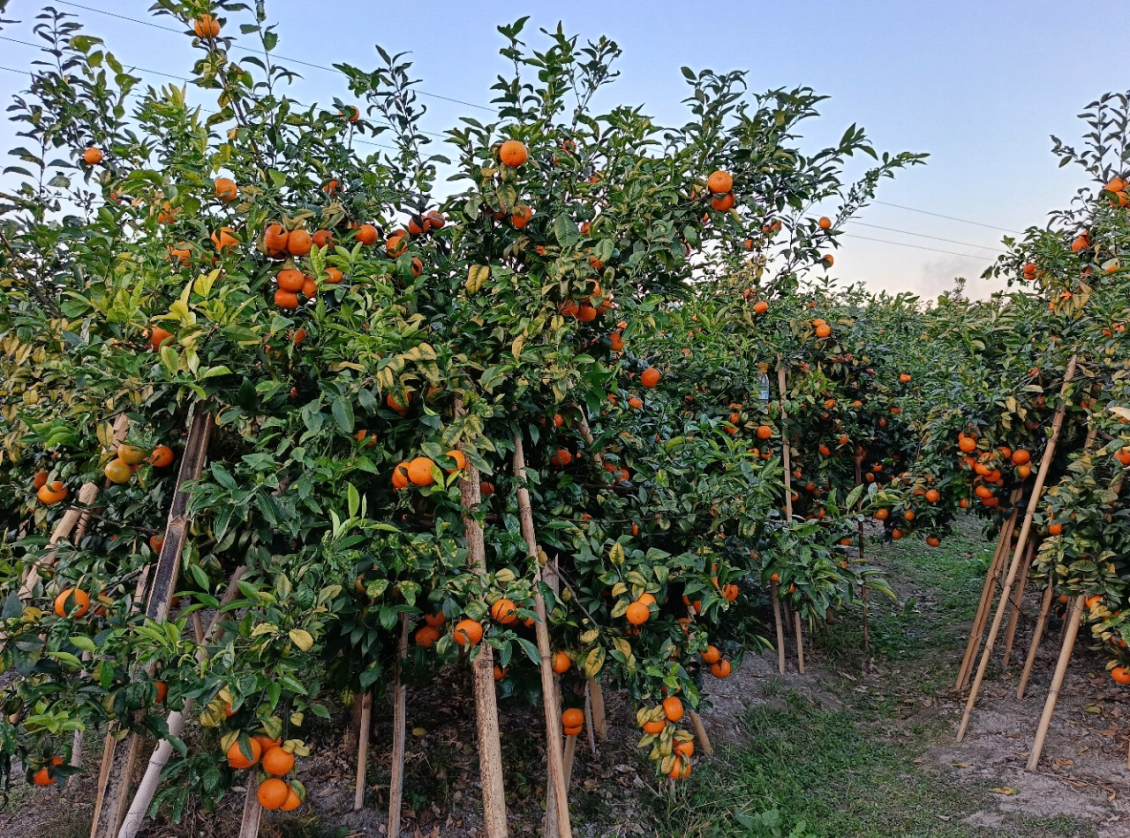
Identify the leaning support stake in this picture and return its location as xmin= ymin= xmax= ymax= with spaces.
xmin=956 ymin=355 xmax=1076 ymax=743
xmin=353 ymin=691 xmax=372 ymax=811
xmin=386 ymin=613 xmax=410 ymax=834
xmin=689 ymin=711 xmax=714 ymax=756
xmin=853 ymin=450 xmax=869 ymax=652
xmin=1027 ymin=596 xmax=1084 ymax=770
xmin=239 ymin=773 xmax=262 ymax=838
xmin=587 ymin=678 xmax=607 ymax=741
xmin=1002 ymin=542 xmax=1035 ymax=671
xmin=91 ymin=408 xmax=214 ymax=838
xmin=1017 ymin=582 xmax=1056 ymax=700
xmin=956 ymin=505 xmax=1018 ymax=691
xmin=771 ymin=579 xmax=786 ymax=674
xmin=454 ymin=400 xmax=508 ymax=838
xmin=512 ymin=434 xmax=572 ymax=838
xmin=794 ymin=611 xmax=805 ymax=674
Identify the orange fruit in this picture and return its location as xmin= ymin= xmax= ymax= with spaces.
xmin=874 ymin=508 xmax=889 ymax=521
xmin=815 ymin=324 xmax=831 ymax=338
xmin=424 ymin=611 xmax=446 ymax=628
xmin=406 ymin=457 xmax=436 ymax=486
xmin=491 ymin=598 xmax=518 ymax=625
xmin=154 ymin=680 xmax=168 ymax=703
xmin=117 ymin=444 xmax=148 ymax=465
xmin=552 ymin=651 xmax=571 ymax=673
xmin=211 ymin=227 xmax=238 ymax=251
xmin=818 ymin=216 xmax=831 ymax=229
xmin=264 ymin=224 xmax=289 ymax=254
xmin=711 ymin=192 xmax=735 ymax=211
xmin=83 ymin=147 xmax=103 ymax=165
xmin=1085 ymin=595 xmax=1102 ymax=610
xmin=37 ymin=481 xmax=68 ymax=505
xmin=262 ymin=746 xmax=294 ymax=777
xmin=625 ymin=600 xmax=650 ymax=625
xmin=710 ymin=659 xmax=731 ymax=678
xmin=214 ymin=178 xmax=238 ymax=202
xmin=54 ymin=588 xmax=90 ymax=618
xmin=562 ymin=708 xmax=584 ymax=730
xmin=356 ymin=224 xmax=378 ymax=246
xmin=675 ymin=740 xmax=694 ymax=758
xmin=722 ymin=583 xmax=739 ymax=601
xmin=707 ymin=170 xmax=733 ymax=194
xmin=149 ymin=326 xmax=174 ymax=351
xmin=754 ymin=300 xmax=768 ymax=314
xmin=550 ymin=448 xmax=573 ymax=467
xmin=1113 ymin=666 xmax=1130 ymax=685
xmin=641 ymin=368 xmax=661 ymax=388
xmin=274 ymin=289 xmax=300 ymax=310
xmin=386 ymin=232 xmax=408 ymax=257
xmin=662 ymin=696 xmax=684 ymax=722
xmin=193 ymin=13 xmax=221 ymax=38
xmin=415 ymin=625 xmax=440 ymax=648
xmin=312 ymin=229 xmax=334 ymax=248
xmin=252 ymin=735 xmax=281 ymax=753
xmin=701 ymin=645 xmax=721 ymax=664
xmin=444 ymin=450 xmax=467 ymax=473
xmin=323 ymin=267 xmax=344 ymax=284
xmin=148 ymin=445 xmax=174 ymax=468
xmin=821 ymin=254 xmax=834 ymax=267
xmin=899 ymin=373 xmax=912 ymax=384
xmin=258 ymin=777 xmax=290 ymax=810
xmin=958 ymin=435 xmax=977 ymax=453
xmin=926 ymin=536 xmax=941 ymax=548
xmin=669 ymin=758 xmax=692 ymax=780
xmin=391 ymin=462 xmax=410 ymax=490
xmin=499 ymin=140 xmax=528 ymax=167
xmin=287 ymin=229 xmax=312 ymax=257
xmin=1011 ymin=449 xmax=1031 ymax=465
xmin=511 ymin=204 xmax=533 ymax=228
xmin=277 ymin=269 xmax=305 ymax=292
xmin=453 ymin=619 xmax=483 ymax=646
xmin=226 ymin=738 xmax=262 ymax=769
xmin=281 ymin=787 xmax=302 ymax=811
xmin=33 ymin=470 xmax=49 ymax=490
xmin=493 ymin=665 xmax=507 ymax=681
xmin=925 ymin=489 xmax=940 ymax=503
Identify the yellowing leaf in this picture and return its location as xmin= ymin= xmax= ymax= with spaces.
xmin=288 ymin=629 xmax=314 ymax=651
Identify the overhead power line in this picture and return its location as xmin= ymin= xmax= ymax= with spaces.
xmin=842 ymin=233 xmax=998 ymax=262
xmin=852 ymin=221 xmax=1007 ymax=253
xmin=871 ymin=200 xmax=1023 ymax=235
xmin=53 ymin=1 xmax=494 ymax=112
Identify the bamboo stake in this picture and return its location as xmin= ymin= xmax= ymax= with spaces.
xmin=563 ymin=734 xmax=578 ymax=787
xmin=689 ymin=711 xmax=713 ymax=756
xmin=770 ymin=579 xmax=786 ymax=674
xmin=587 ymin=678 xmax=607 ymax=741
xmin=353 ymin=691 xmax=372 ymax=811
xmin=119 ymin=566 xmax=247 ymax=838
xmin=238 ymin=773 xmax=262 ymax=838
xmin=1002 ymin=542 xmax=1035 ymax=671
xmin=854 ymin=450 xmax=869 ymax=652
xmin=956 ymin=355 xmax=1076 ymax=743
xmin=93 ymin=409 xmax=214 ymax=838
xmin=794 ymin=611 xmax=805 ymax=674
xmin=1027 ymin=596 xmax=1084 ymax=770
xmin=583 ymin=683 xmax=597 ymax=757
xmin=512 ymin=434 xmax=571 ymax=838
xmin=386 ymin=613 xmax=410 ymax=834
xmin=1017 ymin=582 xmax=1055 ymax=700
xmin=956 ymin=506 xmax=1019 ymax=690
xmin=453 ymin=401 xmax=508 ymax=838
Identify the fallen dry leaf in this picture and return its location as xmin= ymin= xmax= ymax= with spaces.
xmin=990 ymin=787 xmax=1019 ymax=796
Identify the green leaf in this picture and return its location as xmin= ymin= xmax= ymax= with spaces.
xmin=332 ymin=396 xmax=354 ymax=435
xmin=69 ymin=635 xmax=96 ymax=653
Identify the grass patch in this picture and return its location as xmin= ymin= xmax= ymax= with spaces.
xmin=652 ymin=693 xmax=1096 ymax=838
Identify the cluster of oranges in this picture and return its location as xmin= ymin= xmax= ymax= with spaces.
xmin=225 ymin=735 xmax=302 ymax=811
xmin=955 ymin=431 xmax=1032 ymax=509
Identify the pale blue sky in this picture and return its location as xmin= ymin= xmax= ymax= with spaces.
xmin=1 ymin=0 xmax=1126 ymax=299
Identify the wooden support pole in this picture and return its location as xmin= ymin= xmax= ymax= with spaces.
xmin=563 ymin=734 xmax=578 ymax=789
xmin=120 ymin=566 xmax=247 ymax=838
xmin=771 ymin=579 xmax=786 ymax=675
xmin=794 ymin=611 xmax=805 ymax=674
xmin=239 ymin=773 xmax=262 ymax=838
xmin=583 ymin=683 xmax=597 ymax=757
xmin=956 ymin=356 xmax=1076 ymax=743
xmin=854 ymin=449 xmax=869 ymax=653
xmin=956 ymin=505 xmax=1019 ymax=690
xmin=587 ymin=678 xmax=607 ymax=742
xmin=1002 ymin=542 xmax=1035 ymax=671
xmin=689 ymin=711 xmax=713 ymax=756
xmin=386 ymin=613 xmax=410 ymax=834
xmin=353 ymin=691 xmax=372 ymax=811
xmin=1017 ymin=583 xmax=1056 ymax=700
xmin=453 ymin=401 xmax=508 ymax=838
xmin=92 ymin=408 xmax=214 ymax=838
xmin=512 ymin=434 xmax=571 ymax=838
xmin=1027 ymin=596 xmax=1084 ymax=771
